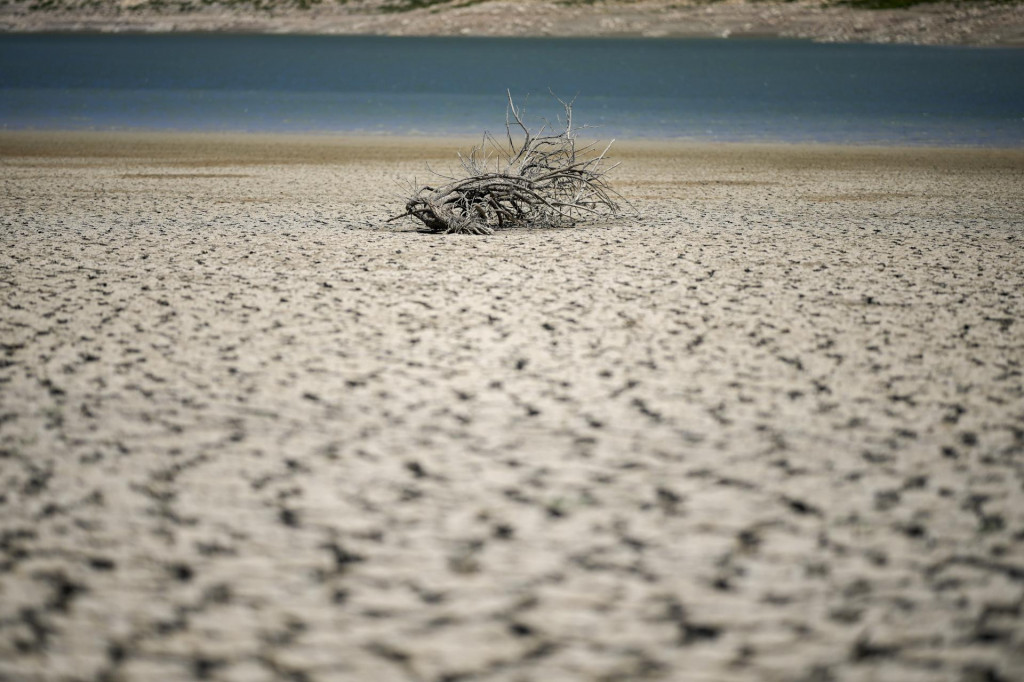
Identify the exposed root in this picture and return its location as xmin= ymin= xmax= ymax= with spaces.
xmin=389 ymin=91 xmax=630 ymax=235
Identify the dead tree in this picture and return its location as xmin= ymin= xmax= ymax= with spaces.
xmin=389 ymin=92 xmax=628 ymax=235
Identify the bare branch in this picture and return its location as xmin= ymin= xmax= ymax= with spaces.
xmin=392 ymin=93 xmax=633 ymax=236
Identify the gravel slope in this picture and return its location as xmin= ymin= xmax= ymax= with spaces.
xmin=1 ymin=0 xmax=1023 ymax=45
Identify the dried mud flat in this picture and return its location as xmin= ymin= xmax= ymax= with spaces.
xmin=1 ymin=132 xmax=1023 ymax=682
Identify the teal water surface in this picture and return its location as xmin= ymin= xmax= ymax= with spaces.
xmin=1 ymin=34 xmax=1022 ymax=145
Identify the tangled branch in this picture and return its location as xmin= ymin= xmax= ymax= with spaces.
xmin=389 ymin=91 xmax=629 ymax=235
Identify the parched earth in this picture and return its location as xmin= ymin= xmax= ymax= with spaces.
xmin=1 ymin=0 xmax=1023 ymax=45
xmin=0 ymin=133 xmax=1023 ymax=682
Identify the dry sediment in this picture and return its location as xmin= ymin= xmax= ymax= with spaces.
xmin=1 ymin=131 xmax=1023 ymax=681
xmin=1 ymin=0 xmax=1023 ymax=45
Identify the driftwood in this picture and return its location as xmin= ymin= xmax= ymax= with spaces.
xmin=389 ymin=92 xmax=627 ymax=235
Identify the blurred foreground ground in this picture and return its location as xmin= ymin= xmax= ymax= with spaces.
xmin=0 ymin=132 xmax=1022 ymax=681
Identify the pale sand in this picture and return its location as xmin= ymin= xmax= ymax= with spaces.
xmin=1 ymin=131 xmax=1022 ymax=682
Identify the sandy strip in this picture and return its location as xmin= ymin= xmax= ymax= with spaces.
xmin=1 ymin=131 xmax=1023 ymax=682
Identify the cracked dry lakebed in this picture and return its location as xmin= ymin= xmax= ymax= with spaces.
xmin=1 ymin=131 xmax=1023 ymax=682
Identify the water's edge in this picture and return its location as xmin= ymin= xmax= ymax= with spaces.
xmin=2 ymin=35 xmax=1022 ymax=146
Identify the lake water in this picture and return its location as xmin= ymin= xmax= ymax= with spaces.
xmin=1 ymin=34 xmax=1022 ymax=146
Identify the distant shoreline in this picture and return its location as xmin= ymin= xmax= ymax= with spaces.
xmin=5 ymin=130 xmax=1024 ymax=159
xmin=2 ymin=1 xmax=1023 ymax=47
